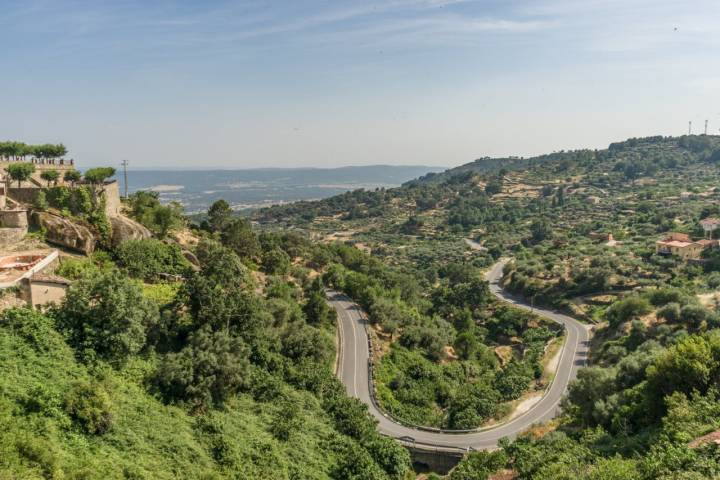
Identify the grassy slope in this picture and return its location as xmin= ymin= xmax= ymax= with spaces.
xmin=0 ymin=311 xmax=340 ymax=479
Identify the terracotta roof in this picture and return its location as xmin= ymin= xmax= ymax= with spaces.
xmin=657 ymin=240 xmax=694 ymax=248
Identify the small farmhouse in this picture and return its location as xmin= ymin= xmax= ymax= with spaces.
xmin=700 ymin=217 xmax=720 ymax=237
xmin=656 ymin=232 xmax=718 ymax=260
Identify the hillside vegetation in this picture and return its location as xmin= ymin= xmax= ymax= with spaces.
xmin=258 ymin=135 xmax=720 ymax=478
xmin=0 ymin=194 xmax=412 ymax=479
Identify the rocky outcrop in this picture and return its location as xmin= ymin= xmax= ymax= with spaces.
xmin=109 ymin=214 xmax=152 ymax=247
xmin=182 ymin=249 xmax=200 ymax=269
xmin=32 ymin=211 xmax=95 ymax=254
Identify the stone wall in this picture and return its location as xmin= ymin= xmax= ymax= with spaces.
xmin=103 ymin=180 xmax=122 ymax=216
xmin=1 ymin=161 xmax=75 ymax=188
xmin=0 ymin=228 xmax=26 ymax=248
xmin=8 ymin=187 xmax=40 ymax=205
xmin=26 ymin=277 xmax=70 ymax=309
xmin=0 ymin=210 xmax=28 ymax=229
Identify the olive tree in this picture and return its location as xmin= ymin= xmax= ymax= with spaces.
xmin=7 ymin=162 xmax=35 ymax=187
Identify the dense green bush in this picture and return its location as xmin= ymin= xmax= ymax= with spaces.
xmin=64 ymin=380 xmax=114 ymax=434
xmin=54 ymin=270 xmax=159 ymax=364
xmin=156 ymin=326 xmax=249 ymax=410
xmin=115 ymin=238 xmax=191 ymax=281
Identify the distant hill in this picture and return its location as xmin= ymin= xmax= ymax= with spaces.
xmin=257 ymin=134 xmax=720 ymax=224
xmin=120 ymin=165 xmax=444 ymax=213
xmin=405 ymin=134 xmax=720 ymax=186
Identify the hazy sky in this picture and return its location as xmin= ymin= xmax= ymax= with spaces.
xmin=1 ymin=0 xmax=719 ymax=169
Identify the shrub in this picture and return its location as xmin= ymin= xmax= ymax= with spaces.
xmin=115 ymin=238 xmax=190 ymax=281
xmin=155 ymin=327 xmax=249 ymax=410
xmin=261 ymin=247 xmax=291 ymax=275
xmin=657 ymin=303 xmax=681 ymax=323
xmin=55 ymin=270 xmax=159 ymax=364
xmin=606 ymin=297 xmax=651 ymax=326
xmin=64 ymin=381 xmax=114 ymax=434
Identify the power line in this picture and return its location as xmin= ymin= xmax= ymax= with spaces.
xmin=121 ymin=159 xmax=129 ymax=199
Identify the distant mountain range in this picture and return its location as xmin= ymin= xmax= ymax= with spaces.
xmin=118 ymin=165 xmax=444 ymax=213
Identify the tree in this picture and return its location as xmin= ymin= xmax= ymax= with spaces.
xmin=450 ymin=450 xmax=507 ymax=480
xmin=530 ymin=218 xmax=553 ymax=243
xmin=281 ymin=323 xmax=330 ymax=362
xmin=368 ymin=297 xmax=404 ymax=335
xmin=623 ymin=162 xmax=641 ymax=184
xmin=330 ymin=440 xmax=387 ymax=480
xmin=220 ymin=218 xmax=261 ymax=261
xmin=83 ymin=167 xmax=116 ymax=208
xmin=565 ymin=366 xmax=618 ymax=427
xmin=40 ymin=169 xmax=60 ymax=186
xmin=647 ymin=334 xmax=718 ymax=399
xmin=680 ymin=304 xmax=709 ymax=329
xmin=447 ymin=382 xmax=501 ymax=428
xmin=156 ymin=326 xmax=249 ymax=410
xmin=185 ymin=241 xmax=272 ymax=348
xmin=365 ymin=435 xmax=413 ymax=479
xmin=64 ymin=169 xmax=81 ymax=187
xmin=206 ymin=199 xmax=232 ymax=232
xmin=605 ymin=296 xmax=651 ymax=326
xmin=485 ymin=179 xmax=502 ymax=195
xmin=83 ymin=167 xmax=116 ymax=184
xmin=495 ymin=371 xmax=531 ymax=400
xmin=152 ymin=202 xmax=184 ymax=238
xmin=115 ymin=238 xmax=191 ymax=281
xmin=454 ymin=331 xmax=480 ymax=360
xmin=55 ymin=270 xmax=159 ymax=364
xmin=7 ymin=162 xmax=35 ymax=187
xmin=261 ymin=247 xmax=291 ymax=275
xmin=304 ymin=278 xmax=333 ymax=325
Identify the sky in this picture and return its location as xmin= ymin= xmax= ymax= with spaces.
xmin=1 ymin=0 xmax=719 ymax=169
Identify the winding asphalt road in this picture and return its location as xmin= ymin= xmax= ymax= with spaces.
xmin=327 ymin=259 xmax=591 ymax=452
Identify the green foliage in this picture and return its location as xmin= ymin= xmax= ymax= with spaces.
xmin=220 ymin=217 xmax=261 ymax=261
xmin=6 ymin=162 xmax=35 ymax=187
xmin=529 ymin=217 xmax=553 ymax=243
xmin=40 ymin=168 xmax=59 ymax=186
xmin=64 ymin=380 xmax=114 ymax=434
xmin=262 ymin=247 xmax=291 ymax=275
xmin=34 ymin=189 xmax=48 ymax=210
xmin=127 ymin=190 xmax=184 ymax=238
xmin=63 ymin=168 xmax=81 ymax=185
xmin=156 ymin=326 xmax=249 ymax=410
xmin=55 ymin=270 xmax=159 ymax=365
xmin=83 ymin=166 xmax=116 ymax=184
xmin=449 ymin=450 xmax=507 ymax=480
xmin=447 ymin=382 xmax=501 ymax=429
xmin=115 ymin=238 xmax=191 ymax=281
xmin=55 ymin=253 xmax=114 ymax=280
xmin=304 ymin=277 xmax=334 ymax=325
xmin=206 ymin=199 xmax=233 ymax=232
xmin=605 ymin=296 xmax=651 ymax=326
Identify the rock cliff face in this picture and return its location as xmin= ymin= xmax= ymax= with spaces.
xmin=109 ymin=215 xmax=152 ymax=247
xmin=32 ymin=211 xmax=95 ymax=254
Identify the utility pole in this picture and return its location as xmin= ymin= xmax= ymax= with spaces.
xmin=689 ymin=121 xmax=692 ymax=135
xmin=121 ymin=159 xmax=129 ymax=199
xmin=705 ymin=120 xmax=709 ymax=136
